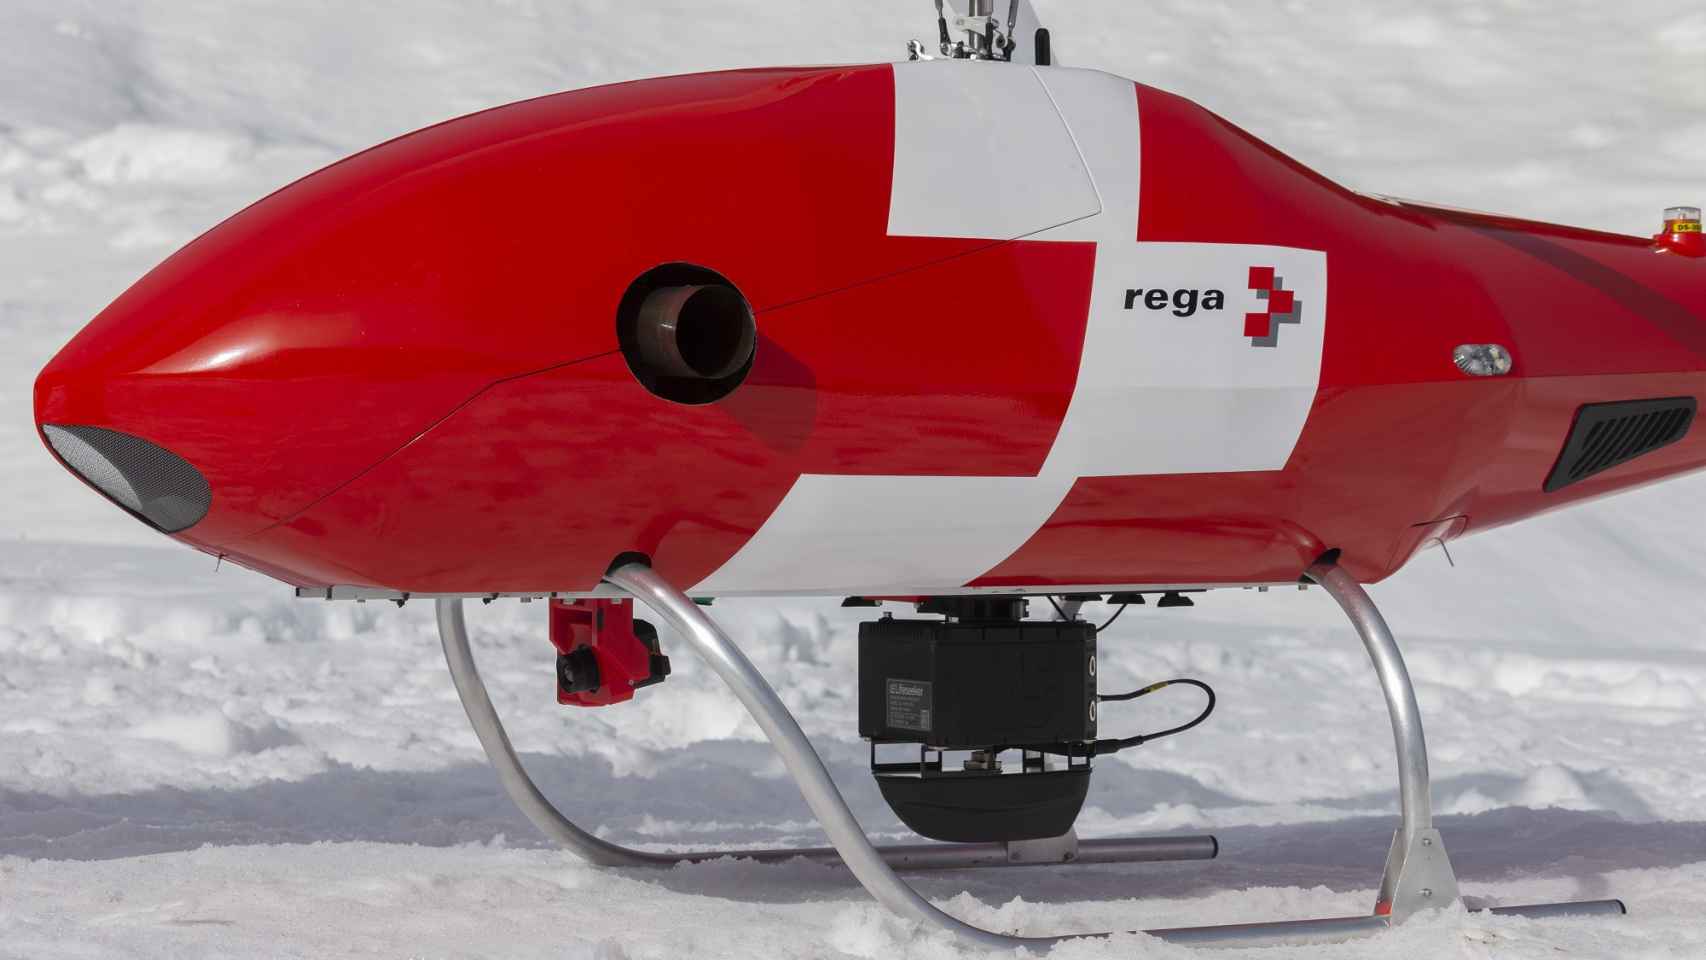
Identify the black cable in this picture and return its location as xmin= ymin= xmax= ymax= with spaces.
xmin=1090 ymin=678 xmax=1216 ymax=755
xmin=1045 ymin=596 xmax=1129 ymax=635
xmin=1045 ymin=595 xmax=1069 ymax=621
xmin=1096 ymin=602 xmax=1130 ymax=633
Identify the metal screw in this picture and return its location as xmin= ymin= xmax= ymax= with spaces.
xmin=1421 ymin=888 xmax=1433 ymax=898
xmin=1421 ymin=837 xmax=1432 ymax=847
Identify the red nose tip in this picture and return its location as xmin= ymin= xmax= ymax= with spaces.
xmin=32 ymin=81 xmax=654 ymax=553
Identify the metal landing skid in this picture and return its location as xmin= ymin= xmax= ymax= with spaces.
xmin=436 ymin=597 xmax=1216 ymax=874
xmin=435 ymin=561 xmax=1625 ymax=949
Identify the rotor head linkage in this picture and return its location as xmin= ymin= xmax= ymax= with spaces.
xmin=915 ymin=0 xmax=1022 ymax=60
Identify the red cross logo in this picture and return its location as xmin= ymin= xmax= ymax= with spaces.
xmin=1244 ymin=265 xmax=1300 ymax=347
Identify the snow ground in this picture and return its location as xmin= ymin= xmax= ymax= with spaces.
xmin=2 ymin=1 xmax=1705 ymax=957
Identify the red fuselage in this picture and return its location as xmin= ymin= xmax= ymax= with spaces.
xmin=33 ymin=63 xmax=1706 ymax=596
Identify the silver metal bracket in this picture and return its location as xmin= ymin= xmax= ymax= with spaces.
xmin=1005 ymin=830 xmax=1077 ymax=865
xmin=1380 ymin=827 xmax=1460 ymax=921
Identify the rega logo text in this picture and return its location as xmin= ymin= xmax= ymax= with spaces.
xmin=1123 ymin=287 xmax=1226 ymax=317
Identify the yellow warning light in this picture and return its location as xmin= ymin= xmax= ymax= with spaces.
xmin=1655 ymin=206 xmax=1704 ymax=257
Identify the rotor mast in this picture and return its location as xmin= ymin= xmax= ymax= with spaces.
xmin=914 ymin=0 xmax=1023 ymax=61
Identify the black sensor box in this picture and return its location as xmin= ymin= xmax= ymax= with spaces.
xmin=857 ymin=617 xmax=1097 ymax=749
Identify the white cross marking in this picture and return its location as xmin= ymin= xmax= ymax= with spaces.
xmin=695 ymin=64 xmax=1327 ymax=596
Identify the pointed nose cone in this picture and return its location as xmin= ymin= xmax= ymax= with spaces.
xmin=30 ymin=184 xmax=520 ymax=552
xmin=32 ymin=240 xmax=284 ymax=547
xmin=33 ymin=89 xmax=636 ymax=556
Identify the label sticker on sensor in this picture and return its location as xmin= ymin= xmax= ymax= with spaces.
xmin=885 ymin=679 xmax=932 ymax=733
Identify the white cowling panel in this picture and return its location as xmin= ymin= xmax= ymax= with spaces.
xmin=695 ymin=65 xmax=1329 ymax=596
xmin=886 ymin=60 xmax=1100 ymax=240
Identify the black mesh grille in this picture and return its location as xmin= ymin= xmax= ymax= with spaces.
xmin=42 ymin=425 xmax=211 ymax=532
xmin=1543 ymin=398 xmax=1697 ymax=493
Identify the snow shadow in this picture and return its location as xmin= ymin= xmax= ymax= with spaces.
xmin=3 ymin=744 xmax=1702 ymax=907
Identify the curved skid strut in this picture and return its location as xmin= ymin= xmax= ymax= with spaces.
xmin=436 ymin=599 xmax=1217 ymax=872
xmin=438 ymin=561 xmax=1625 ymax=949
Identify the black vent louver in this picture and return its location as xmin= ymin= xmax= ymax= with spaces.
xmin=1544 ymin=398 xmax=1697 ymax=493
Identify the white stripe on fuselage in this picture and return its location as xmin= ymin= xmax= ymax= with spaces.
xmin=693 ymin=64 xmax=1326 ymax=596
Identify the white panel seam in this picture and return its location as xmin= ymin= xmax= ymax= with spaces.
xmin=1029 ymin=65 xmax=1104 ymax=221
